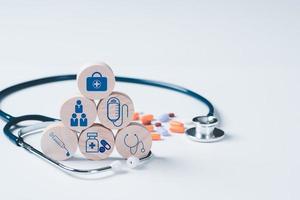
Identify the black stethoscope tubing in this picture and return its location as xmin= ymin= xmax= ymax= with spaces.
xmin=0 ymin=74 xmax=214 ymax=146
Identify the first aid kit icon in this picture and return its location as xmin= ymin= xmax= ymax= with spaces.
xmin=86 ymin=72 xmax=107 ymax=92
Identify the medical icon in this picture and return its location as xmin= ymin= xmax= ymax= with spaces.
xmin=86 ymin=72 xmax=107 ymax=92
xmin=79 ymin=125 xmax=115 ymax=160
xmin=70 ymin=113 xmax=78 ymax=126
xmin=98 ymin=92 xmax=134 ymax=130
xmin=60 ymin=96 xmax=97 ymax=132
xmin=85 ymin=132 xmax=112 ymax=153
xmin=80 ymin=113 xmax=88 ymax=126
xmin=77 ymin=64 xmax=116 ymax=100
xmin=70 ymin=100 xmax=88 ymax=127
xmin=86 ymin=132 xmax=99 ymax=153
xmin=107 ymin=97 xmax=128 ymax=127
xmin=49 ymin=132 xmax=70 ymax=157
xmin=99 ymin=140 xmax=111 ymax=153
xmin=124 ymin=133 xmax=145 ymax=155
xmin=75 ymin=100 xmax=83 ymax=113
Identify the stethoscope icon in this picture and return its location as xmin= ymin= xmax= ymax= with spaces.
xmin=124 ymin=133 xmax=145 ymax=155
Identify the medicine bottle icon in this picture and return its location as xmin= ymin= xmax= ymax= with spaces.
xmin=86 ymin=132 xmax=99 ymax=153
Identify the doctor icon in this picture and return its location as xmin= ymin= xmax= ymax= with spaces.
xmin=70 ymin=113 xmax=78 ymax=127
xmin=61 ymin=97 xmax=97 ymax=132
xmin=80 ymin=113 xmax=88 ymax=126
xmin=75 ymin=100 xmax=83 ymax=113
xmin=70 ymin=100 xmax=87 ymax=127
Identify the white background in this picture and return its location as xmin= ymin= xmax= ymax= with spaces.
xmin=0 ymin=0 xmax=299 ymax=200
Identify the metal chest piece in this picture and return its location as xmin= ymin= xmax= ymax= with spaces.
xmin=185 ymin=116 xmax=225 ymax=142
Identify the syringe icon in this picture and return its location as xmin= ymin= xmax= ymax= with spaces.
xmin=49 ymin=132 xmax=70 ymax=157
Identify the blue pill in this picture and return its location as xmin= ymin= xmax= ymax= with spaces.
xmin=157 ymin=127 xmax=170 ymax=136
xmin=158 ymin=113 xmax=170 ymax=123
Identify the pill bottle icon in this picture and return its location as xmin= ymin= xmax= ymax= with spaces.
xmin=86 ymin=132 xmax=99 ymax=153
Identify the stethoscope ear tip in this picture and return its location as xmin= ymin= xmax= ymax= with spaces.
xmin=185 ymin=116 xmax=225 ymax=142
xmin=110 ymin=161 xmax=123 ymax=172
xmin=126 ymin=156 xmax=140 ymax=169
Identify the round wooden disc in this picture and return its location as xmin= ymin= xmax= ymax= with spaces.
xmin=97 ymin=91 xmax=135 ymax=130
xmin=78 ymin=124 xmax=115 ymax=160
xmin=60 ymin=96 xmax=97 ymax=132
xmin=115 ymin=122 xmax=152 ymax=159
xmin=41 ymin=122 xmax=78 ymax=161
xmin=77 ymin=63 xmax=115 ymax=100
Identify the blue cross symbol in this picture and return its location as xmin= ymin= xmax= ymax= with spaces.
xmin=93 ymin=80 xmax=101 ymax=88
xmin=89 ymin=142 xmax=96 ymax=149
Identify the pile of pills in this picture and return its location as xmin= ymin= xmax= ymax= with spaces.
xmin=41 ymin=63 xmax=152 ymax=161
xmin=132 ymin=112 xmax=186 ymax=141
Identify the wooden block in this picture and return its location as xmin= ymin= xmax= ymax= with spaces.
xmin=97 ymin=91 xmax=134 ymax=130
xmin=77 ymin=63 xmax=116 ymax=100
xmin=60 ymin=96 xmax=97 ymax=132
xmin=78 ymin=124 xmax=115 ymax=160
xmin=41 ymin=122 xmax=78 ymax=161
xmin=115 ymin=122 xmax=152 ymax=159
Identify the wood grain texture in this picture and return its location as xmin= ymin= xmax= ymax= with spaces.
xmin=41 ymin=122 xmax=78 ymax=161
xmin=78 ymin=124 xmax=115 ymax=160
xmin=115 ymin=122 xmax=152 ymax=159
xmin=60 ymin=96 xmax=97 ymax=132
xmin=77 ymin=63 xmax=115 ymax=100
xmin=97 ymin=91 xmax=134 ymax=130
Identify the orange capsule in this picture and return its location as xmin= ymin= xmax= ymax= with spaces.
xmin=169 ymin=125 xmax=185 ymax=133
xmin=132 ymin=112 xmax=140 ymax=121
xmin=151 ymin=132 xmax=161 ymax=141
xmin=170 ymin=120 xmax=184 ymax=127
xmin=145 ymin=125 xmax=154 ymax=132
xmin=141 ymin=114 xmax=154 ymax=125
xmin=141 ymin=118 xmax=152 ymax=125
xmin=141 ymin=114 xmax=154 ymax=121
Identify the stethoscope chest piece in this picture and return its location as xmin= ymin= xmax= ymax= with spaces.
xmin=185 ymin=116 xmax=225 ymax=142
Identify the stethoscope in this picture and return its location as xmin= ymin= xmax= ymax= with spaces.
xmin=0 ymin=74 xmax=225 ymax=175
xmin=124 ymin=133 xmax=146 ymax=155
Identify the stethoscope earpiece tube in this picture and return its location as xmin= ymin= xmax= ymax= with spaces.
xmin=116 ymin=76 xmax=214 ymax=116
xmin=0 ymin=73 xmax=218 ymax=174
xmin=0 ymin=74 xmax=215 ymax=146
xmin=3 ymin=115 xmax=56 ymax=146
xmin=0 ymin=75 xmax=76 ymax=122
xmin=17 ymin=121 xmax=153 ymax=174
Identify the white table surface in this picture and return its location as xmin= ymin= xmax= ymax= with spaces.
xmin=0 ymin=1 xmax=299 ymax=200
